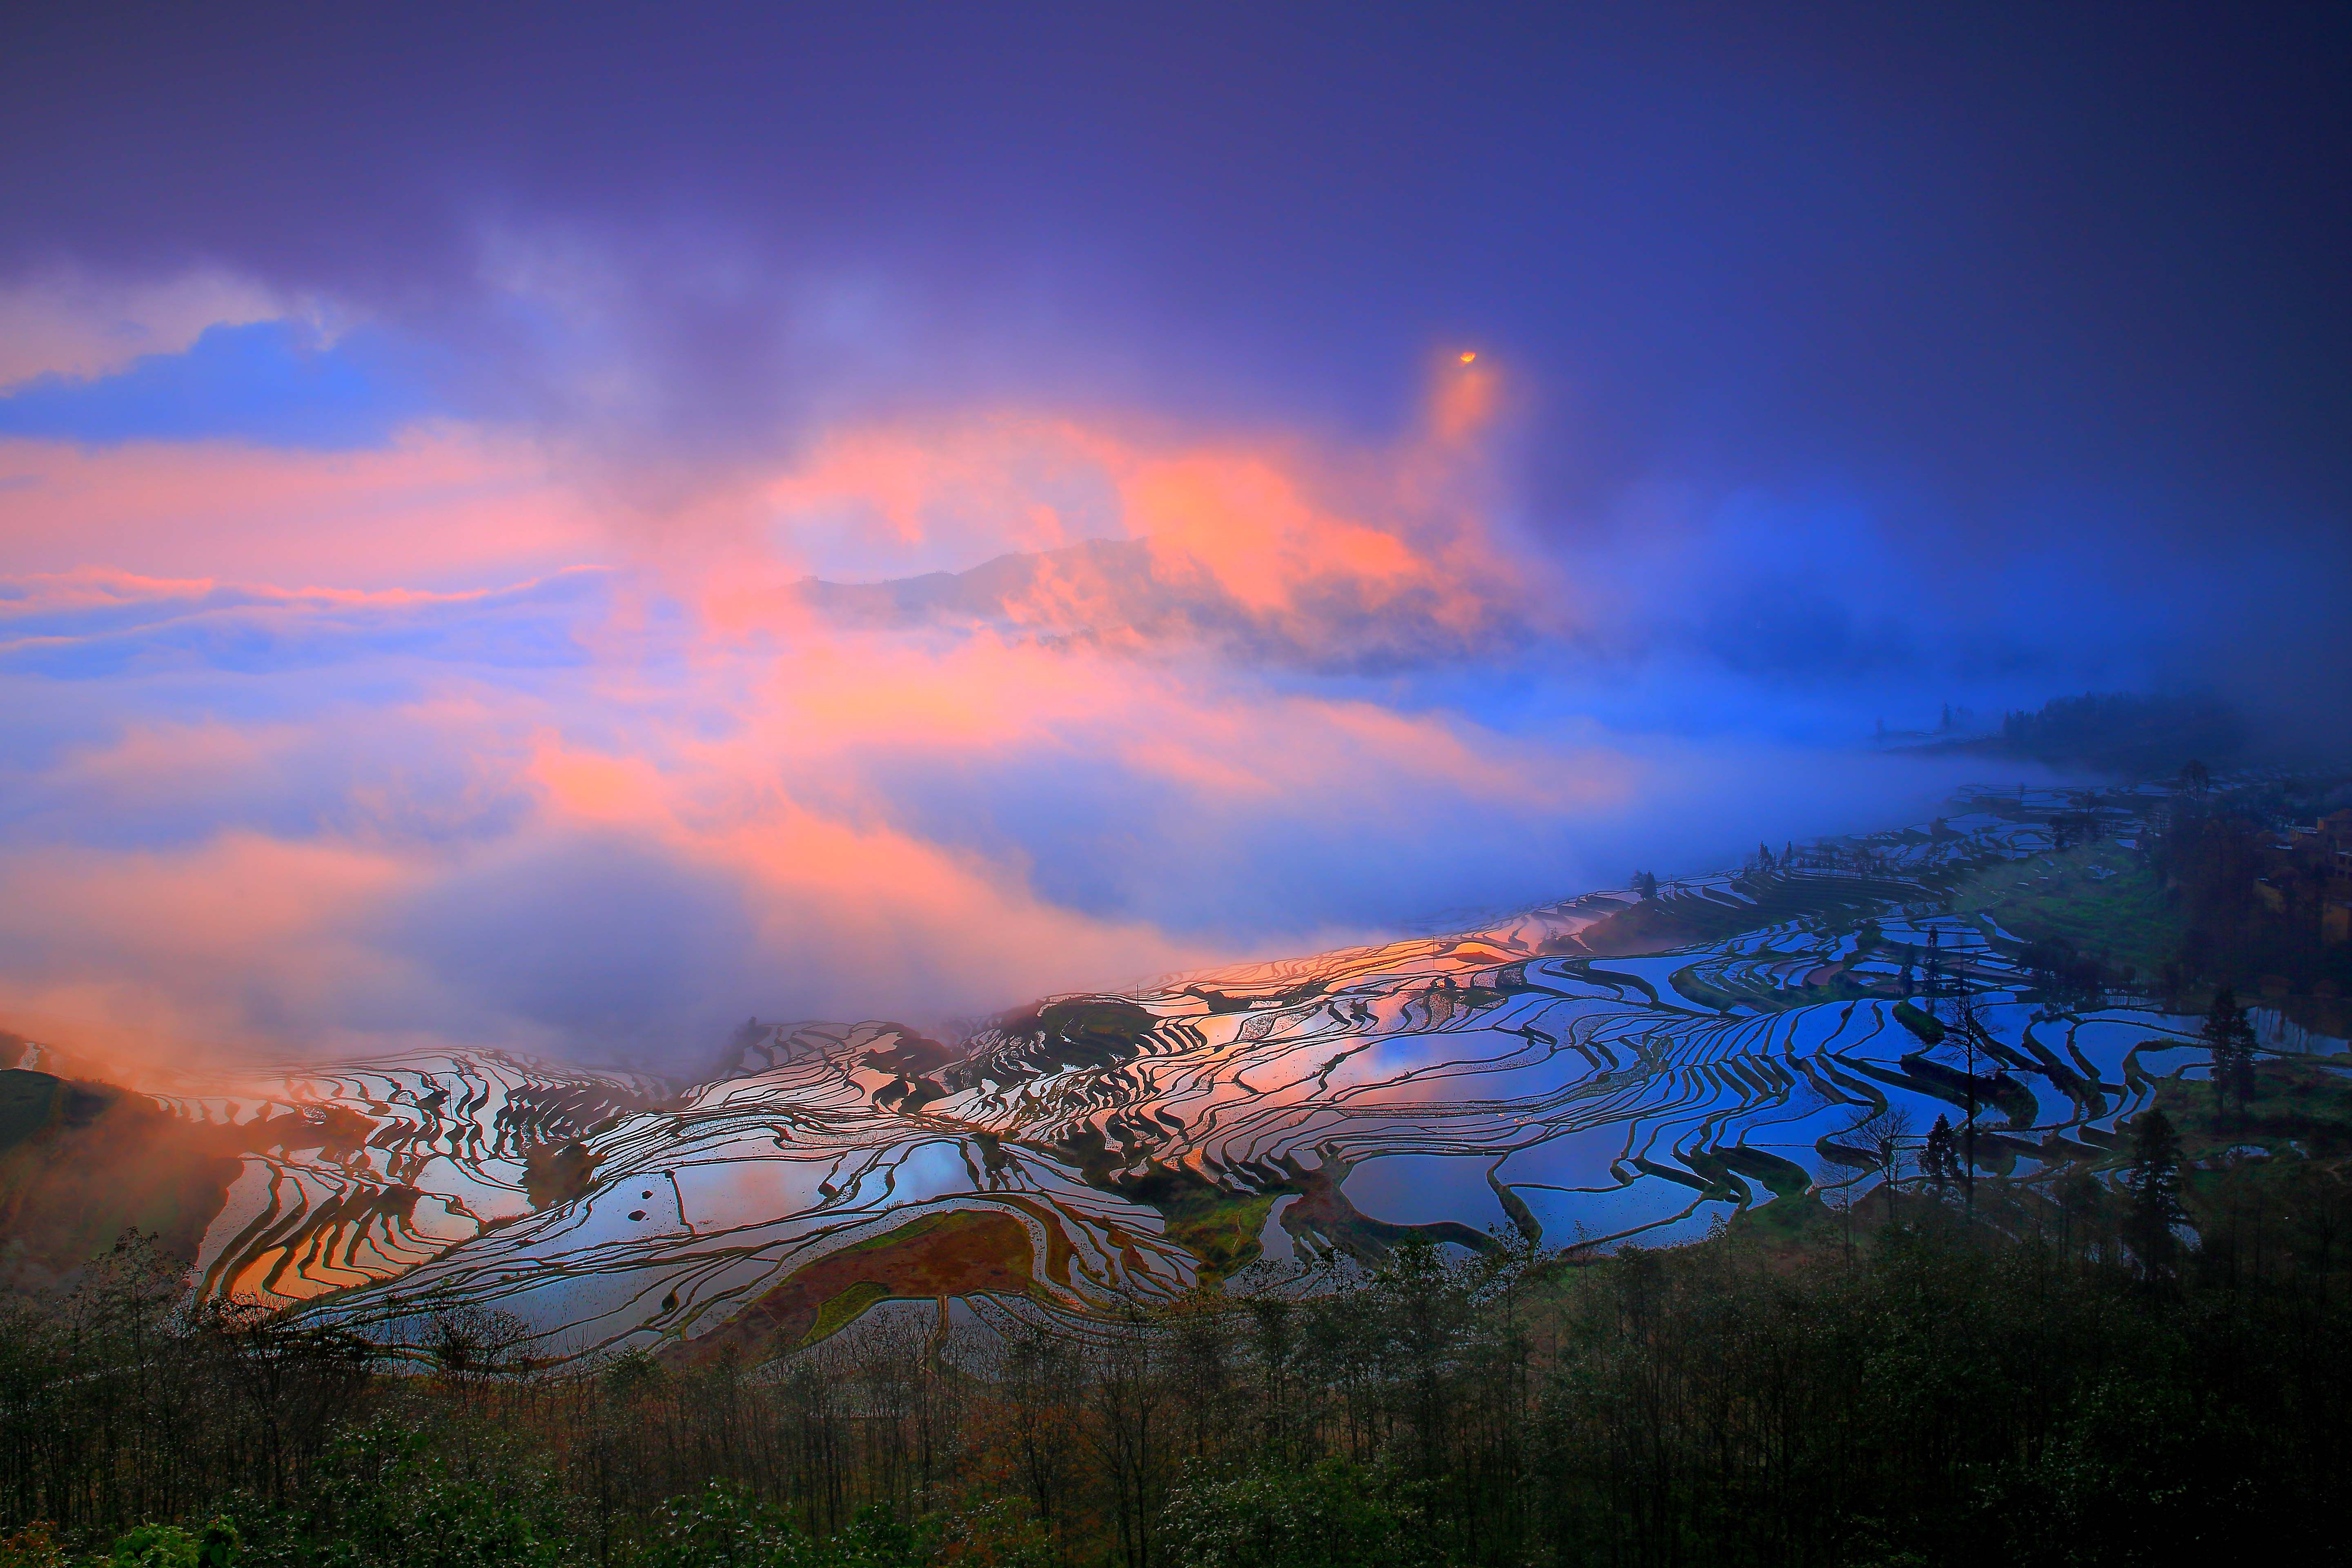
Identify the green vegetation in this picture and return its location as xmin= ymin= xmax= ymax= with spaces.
xmin=2152 ymin=777 xmax=2352 ymax=1019
xmin=683 ymin=1209 xmax=1039 ymax=1363
xmin=1153 ymin=1189 xmax=1276 ymax=1284
xmin=1013 ymin=999 xmax=1161 ymax=1073
xmin=0 ymin=1071 xmax=242 ymax=1297
xmin=1162 ymin=1459 xmax=1424 ymax=1568
xmin=0 ymin=1071 xmax=66 ymax=1153
xmin=2153 ymin=1049 xmax=2352 ymax=1161
xmin=1974 ymin=691 xmax=2247 ymax=775
xmin=801 ymin=1283 xmax=897 ymax=1349
xmin=1952 ymin=841 xmax=2183 ymax=979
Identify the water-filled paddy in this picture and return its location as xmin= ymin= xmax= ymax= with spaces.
xmin=129 ymin=788 xmax=2345 ymax=1359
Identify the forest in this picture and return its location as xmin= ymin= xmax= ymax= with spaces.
xmin=6 ymin=1094 xmax=2348 ymax=1568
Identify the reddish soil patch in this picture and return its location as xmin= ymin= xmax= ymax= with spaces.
xmin=679 ymin=1207 xmax=1036 ymax=1363
xmin=989 ymin=1195 xmax=1078 ymax=1285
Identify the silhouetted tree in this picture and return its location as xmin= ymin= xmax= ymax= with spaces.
xmin=421 ymin=1298 xmax=532 ymax=1400
xmin=1922 ymin=1116 xmax=1959 ymax=1197
xmin=2058 ymin=1166 xmax=2107 ymax=1263
xmin=1852 ymin=1105 xmax=1912 ymax=1219
xmin=2122 ymin=1108 xmax=2187 ymax=1281
xmin=2203 ymin=986 xmax=2258 ymax=1125
xmin=1953 ymin=991 xmax=1987 ymax=1218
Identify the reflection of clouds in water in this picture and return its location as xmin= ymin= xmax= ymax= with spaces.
xmin=1341 ymin=1154 xmax=1508 ymax=1232
xmin=1492 ymin=1123 xmax=1630 ymax=1191
xmin=679 ymin=1153 xmax=837 ymax=1225
xmin=1515 ymin=1182 xmax=1722 ymax=1248
xmin=833 ymin=1140 xmax=971 ymax=1210
xmin=138 ymin=791 xmax=2282 ymax=1356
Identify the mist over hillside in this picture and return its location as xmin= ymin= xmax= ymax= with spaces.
xmin=4 ymin=6 xmax=2348 ymax=1564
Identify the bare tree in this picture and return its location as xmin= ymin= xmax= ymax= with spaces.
xmin=1851 ymin=1105 xmax=1914 ymax=1219
xmin=422 ymin=1298 xmax=532 ymax=1403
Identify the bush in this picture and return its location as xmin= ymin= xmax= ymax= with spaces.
xmin=636 ymin=1485 xmax=931 ymax=1568
xmin=0 ymin=1524 xmax=67 ymax=1568
xmin=109 ymin=1523 xmax=238 ymax=1568
xmin=1162 ymin=1459 xmax=1426 ymax=1568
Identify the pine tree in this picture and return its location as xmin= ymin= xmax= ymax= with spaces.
xmin=2121 ymin=1108 xmax=2187 ymax=1280
xmin=2202 ymin=987 xmax=2258 ymax=1125
xmin=1954 ymin=990 xmax=1984 ymax=1219
xmin=2058 ymin=1167 xmax=2105 ymax=1263
xmin=1922 ymin=1115 xmax=1958 ymax=1196
xmin=2230 ymin=1025 xmax=2259 ymax=1120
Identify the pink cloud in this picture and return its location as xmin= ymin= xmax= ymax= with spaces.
xmin=0 ymin=428 xmax=608 ymax=589
xmin=675 ymin=357 xmax=1545 ymax=662
xmin=0 ymin=365 xmax=1972 ymax=1071
xmin=0 ymin=831 xmax=435 ymax=1073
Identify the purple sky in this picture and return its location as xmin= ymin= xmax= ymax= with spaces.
xmin=0 ymin=3 xmax=2343 ymax=1066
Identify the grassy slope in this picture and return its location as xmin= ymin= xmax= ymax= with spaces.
xmin=2152 ymin=1056 xmax=2352 ymax=1163
xmin=1951 ymin=841 xmax=2183 ymax=977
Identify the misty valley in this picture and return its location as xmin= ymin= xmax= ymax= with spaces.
xmin=4 ymin=10 xmax=2346 ymax=1565
xmin=7 ymin=772 xmax=2352 ymax=1566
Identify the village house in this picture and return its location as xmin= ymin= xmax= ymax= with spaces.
xmin=2256 ymin=808 xmax=2352 ymax=943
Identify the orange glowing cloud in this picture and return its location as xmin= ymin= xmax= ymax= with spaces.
xmin=676 ymin=358 xmax=1543 ymax=669
xmin=0 ymin=831 xmax=432 ymax=1069
xmin=0 ymin=359 xmax=1662 ymax=1068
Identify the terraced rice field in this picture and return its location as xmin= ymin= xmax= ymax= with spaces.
xmin=41 ymin=784 xmax=2338 ymax=1363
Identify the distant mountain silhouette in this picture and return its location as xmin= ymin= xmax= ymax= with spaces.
xmin=1904 ymin=691 xmax=2247 ymax=775
xmin=792 ymin=534 xmax=1519 ymax=673
xmin=795 ymin=537 xmax=1153 ymax=630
